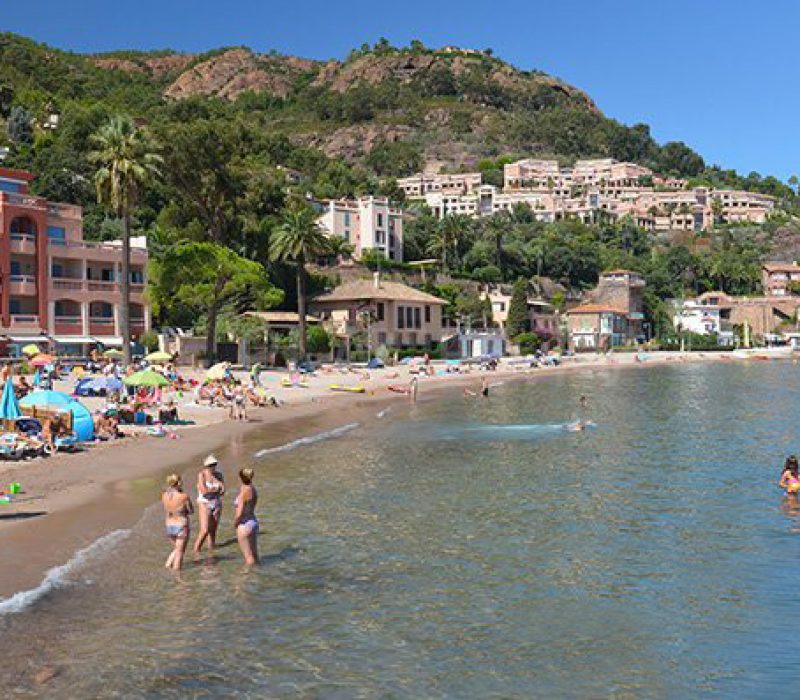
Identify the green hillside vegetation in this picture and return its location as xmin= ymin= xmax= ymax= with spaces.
xmin=0 ymin=32 xmax=798 ymax=346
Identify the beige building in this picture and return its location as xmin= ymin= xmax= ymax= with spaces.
xmin=482 ymin=287 xmax=559 ymax=342
xmin=397 ymin=172 xmax=482 ymax=199
xmin=762 ymin=262 xmax=800 ymax=296
xmin=310 ymin=276 xmax=448 ymax=350
xmin=318 ymin=197 xmax=404 ymax=262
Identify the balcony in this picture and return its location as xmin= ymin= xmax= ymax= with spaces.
xmin=46 ymin=202 xmax=82 ymax=220
xmin=9 ymin=275 xmax=37 ymax=296
xmin=9 ymin=315 xmax=41 ymax=331
xmin=9 ymin=233 xmax=37 ymax=255
xmin=54 ymin=316 xmax=83 ymax=335
xmin=50 ymin=277 xmax=85 ymax=292
xmin=88 ymin=281 xmax=117 ymax=293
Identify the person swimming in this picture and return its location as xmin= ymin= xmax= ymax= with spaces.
xmin=234 ymin=467 xmax=259 ymax=567
xmin=162 ymin=474 xmax=193 ymax=570
xmin=780 ymin=455 xmax=800 ymax=494
xmin=194 ymin=454 xmax=225 ymax=555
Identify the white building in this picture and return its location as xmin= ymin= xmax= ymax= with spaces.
xmin=673 ymin=298 xmax=723 ymax=335
xmin=318 ymin=197 xmax=404 ymax=262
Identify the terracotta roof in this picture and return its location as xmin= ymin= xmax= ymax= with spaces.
xmin=0 ymin=168 xmax=34 ymax=181
xmin=567 ymin=304 xmax=628 ymax=315
xmin=762 ymin=262 xmax=800 ymax=273
xmin=313 ymin=280 xmax=446 ymax=305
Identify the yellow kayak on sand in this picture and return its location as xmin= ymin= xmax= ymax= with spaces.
xmin=329 ymin=384 xmax=366 ymax=393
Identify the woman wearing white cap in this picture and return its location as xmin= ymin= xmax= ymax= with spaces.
xmin=193 ymin=454 xmax=225 ymax=555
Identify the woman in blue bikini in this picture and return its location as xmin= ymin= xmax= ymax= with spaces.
xmin=162 ymin=474 xmax=193 ymax=570
xmin=234 ymin=468 xmax=259 ymax=567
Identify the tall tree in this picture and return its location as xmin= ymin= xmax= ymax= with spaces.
xmin=269 ymin=202 xmax=333 ymax=360
xmin=506 ymin=277 xmax=530 ymax=339
xmin=150 ymin=241 xmax=283 ymax=364
xmin=89 ymin=115 xmax=161 ymax=364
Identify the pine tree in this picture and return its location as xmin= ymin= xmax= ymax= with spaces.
xmin=506 ymin=278 xmax=530 ymax=339
xmin=7 ymin=105 xmax=32 ymax=145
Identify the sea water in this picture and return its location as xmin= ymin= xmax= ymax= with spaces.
xmin=1 ymin=362 xmax=799 ymax=698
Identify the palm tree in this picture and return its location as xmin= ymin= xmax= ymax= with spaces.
xmin=89 ymin=115 xmax=161 ymax=365
xmin=326 ymin=235 xmax=355 ymax=265
xmin=270 ymin=203 xmax=333 ymax=360
xmin=427 ymin=214 xmax=469 ymax=273
xmin=484 ymin=212 xmax=510 ymax=267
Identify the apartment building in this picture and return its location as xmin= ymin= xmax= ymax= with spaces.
xmin=404 ymin=158 xmax=775 ymax=231
xmin=483 ymin=287 xmax=559 ymax=342
xmin=0 ymin=168 xmax=150 ymax=355
xmin=318 ymin=196 xmax=404 ymax=262
xmin=310 ymin=275 xmax=447 ymax=350
xmin=396 ymin=172 xmax=482 ymax=199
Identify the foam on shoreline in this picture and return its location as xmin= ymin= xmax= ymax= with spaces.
xmin=0 ymin=529 xmax=131 ymax=615
xmin=254 ymin=422 xmax=360 ymax=457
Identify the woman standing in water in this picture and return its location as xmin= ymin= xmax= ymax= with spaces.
xmin=194 ymin=454 xmax=225 ymax=555
xmin=234 ymin=467 xmax=259 ymax=567
xmin=780 ymin=455 xmax=800 ymax=494
xmin=162 ymin=474 xmax=193 ymax=570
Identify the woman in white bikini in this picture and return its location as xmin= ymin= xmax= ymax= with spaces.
xmin=234 ymin=467 xmax=259 ymax=567
xmin=162 ymin=474 xmax=193 ymax=570
xmin=194 ymin=454 xmax=225 ymax=555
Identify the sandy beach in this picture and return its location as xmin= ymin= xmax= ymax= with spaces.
xmin=0 ymin=351 xmax=737 ymax=600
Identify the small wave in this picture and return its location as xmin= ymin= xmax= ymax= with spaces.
xmin=0 ymin=529 xmax=131 ymax=615
xmin=254 ymin=423 xmax=359 ymax=457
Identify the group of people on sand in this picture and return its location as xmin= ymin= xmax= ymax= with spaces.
xmin=161 ymin=454 xmax=260 ymax=571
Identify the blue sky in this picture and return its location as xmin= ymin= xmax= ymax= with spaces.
xmin=7 ymin=1 xmax=797 ymax=179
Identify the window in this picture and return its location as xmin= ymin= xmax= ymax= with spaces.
xmin=377 ymin=303 xmax=385 ymax=321
xmin=47 ymin=226 xmax=66 ymax=242
xmin=0 ymin=180 xmax=22 ymax=193
xmin=378 ymin=332 xmax=387 ymax=345
xmin=377 ymin=213 xmax=384 ymax=227
xmin=9 ymin=299 xmax=20 ymax=314
xmin=344 ymin=212 xmax=351 ymax=226
xmin=10 ymin=261 xmax=20 ymax=276
xmin=414 ymin=307 xmax=421 ymax=329
xmin=51 ymin=263 xmax=63 ymax=278
xmin=424 ymin=305 xmax=431 ymax=323
xmin=130 ymin=269 xmax=144 ymax=284
xmin=406 ymin=307 xmax=413 ymax=329
xmin=397 ymin=305 xmax=405 ymax=329
xmin=101 ymin=268 xmax=115 ymax=282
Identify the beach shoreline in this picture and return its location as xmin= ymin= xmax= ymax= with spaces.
xmin=0 ymin=350 xmax=741 ymax=600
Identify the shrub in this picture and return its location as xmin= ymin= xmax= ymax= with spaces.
xmin=514 ymin=331 xmax=542 ymax=355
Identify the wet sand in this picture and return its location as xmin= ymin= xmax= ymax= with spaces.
xmin=0 ymin=351 xmax=736 ymax=599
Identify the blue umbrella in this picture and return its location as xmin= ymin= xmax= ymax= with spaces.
xmin=20 ymin=390 xmax=73 ymax=408
xmin=0 ymin=377 xmax=21 ymax=420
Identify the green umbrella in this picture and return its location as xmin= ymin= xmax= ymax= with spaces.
xmin=103 ymin=349 xmax=124 ymax=359
xmin=145 ymin=351 xmax=172 ymax=363
xmin=123 ymin=369 xmax=170 ymax=387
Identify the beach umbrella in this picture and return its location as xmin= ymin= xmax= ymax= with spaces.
xmin=103 ymin=349 xmax=124 ymax=359
xmin=205 ymin=362 xmax=230 ymax=381
xmin=21 ymin=344 xmax=40 ymax=357
xmin=20 ymin=390 xmax=73 ymax=408
xmin=30 ymin=354 xmax=55 ymax=367
xmin=123 ymin=369 xmax=170 ymax=387
xmin=0 ymin=377 xmax=21 ymax=420
xmin=145 ymin=351 xmax=172 ymax=363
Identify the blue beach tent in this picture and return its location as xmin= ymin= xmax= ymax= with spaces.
xmin=20 ymin=390 xmax=95 ymax=442
xmin=0 ymin=378 xmax=21 ymax=420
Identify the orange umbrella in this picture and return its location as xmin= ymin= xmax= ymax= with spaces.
xmin=30 ymin=354 xmax=55 ymax=367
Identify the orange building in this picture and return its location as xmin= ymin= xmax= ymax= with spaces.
xmin=0 ymin=168 xmax=150 ymax=354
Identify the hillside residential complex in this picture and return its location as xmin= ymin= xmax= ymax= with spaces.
xmin=317 ymin=196 xmax=405 ymax=262
xmin=0 ymin=168 xmax=151 ymax=355
xmin=397 ymin=158 xmax=775 ymax=231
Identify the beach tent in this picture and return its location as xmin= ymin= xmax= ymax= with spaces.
xmin=145 ymin=351 xmax=172 ymax=363
xmin=21 ymin=344 xmax=40 ymax=357
xmin=0 ymin=378 xmax=22 ymax=420
xmin=20 ymin=391 xmax=95 ymax=441
xmin=123 ymin=369 xmax=169 ymax=387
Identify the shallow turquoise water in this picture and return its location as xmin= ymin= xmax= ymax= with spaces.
xmin=2 ymin=362 xmax=800 ymax=698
